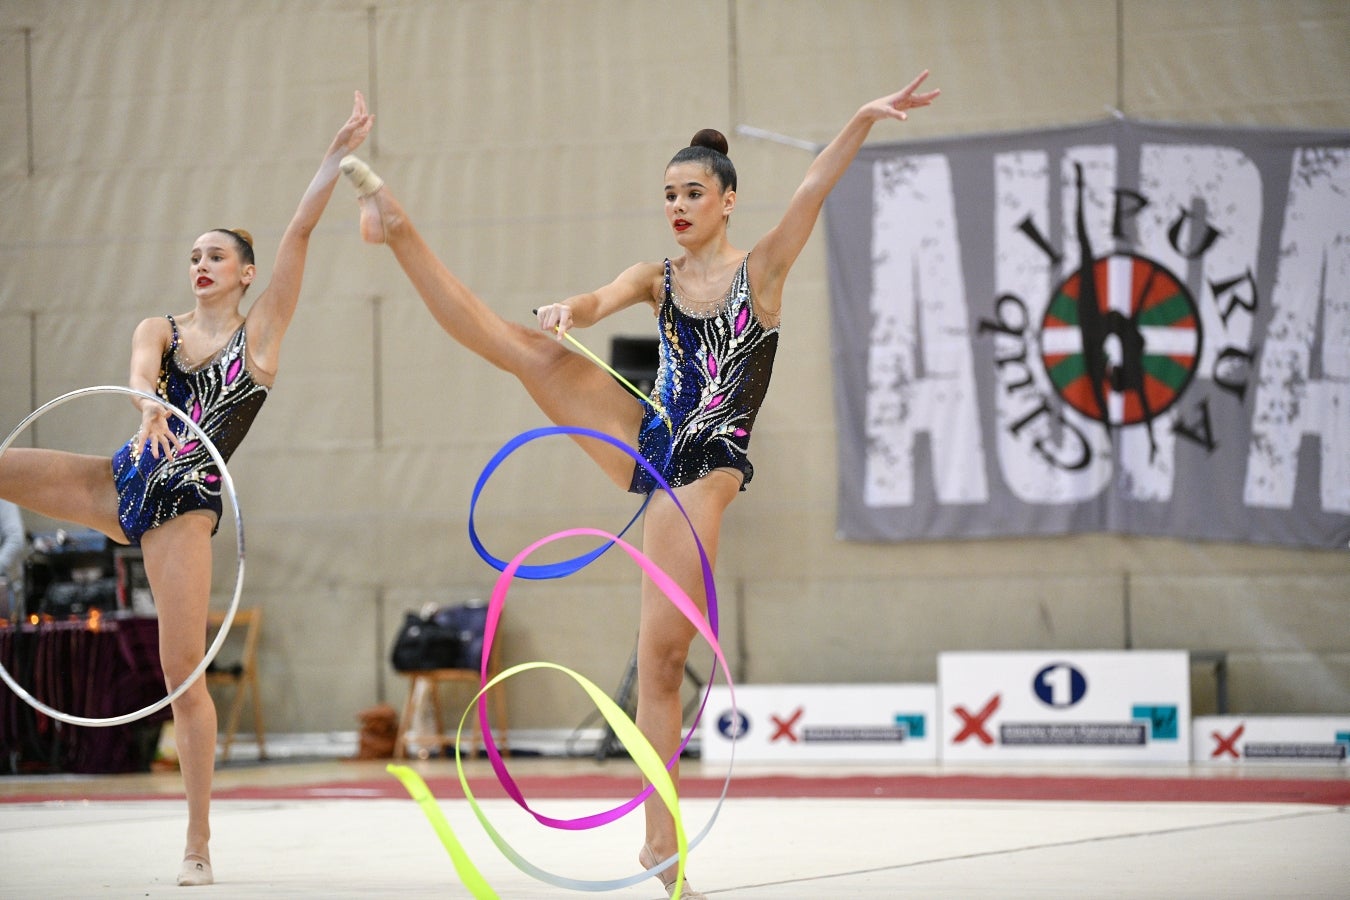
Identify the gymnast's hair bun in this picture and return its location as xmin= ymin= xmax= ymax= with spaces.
xmin=690 ymin=128 xmax=729 ymax=157
xmin=209 ymin=226 xmax=256 ymax=266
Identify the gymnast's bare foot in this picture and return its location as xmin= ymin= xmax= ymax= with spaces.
xmin=339 ymin=155 xmax=388 ymax=244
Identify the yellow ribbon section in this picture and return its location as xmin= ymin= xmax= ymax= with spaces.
xmin=387 ymin=763 xmax=499 ymax=899
xmin=388 ymin=660 xmax=688 ymax=897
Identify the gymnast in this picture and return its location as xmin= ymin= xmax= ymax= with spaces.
xmin=0 ymin=92 xmax=373 ymax=886
xmin=340 ymin=70 xmax=938 ymax=898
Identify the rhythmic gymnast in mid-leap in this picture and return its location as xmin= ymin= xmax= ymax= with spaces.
xmin=0 ymin=92 xmax=373 ymax=887
xmin=340 ymin=70 xmax=938 ymax=899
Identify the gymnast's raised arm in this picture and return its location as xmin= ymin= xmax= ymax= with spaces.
xmin=747 ymin=70 xmax=940 ymax=317
xmin=244 ymin=91 xmax=374 ymax=374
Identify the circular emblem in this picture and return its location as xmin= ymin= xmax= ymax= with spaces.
xmin=1033 ymin=662 xmax=1088 ymax=708
xmin=1040 ymin=253 xmax=1202 ymax=426
xmin=717 ymin=709 xmax=750 ymax=740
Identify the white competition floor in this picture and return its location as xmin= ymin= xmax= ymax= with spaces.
xmin=2 ymin=756 xmax=1347 ymax=898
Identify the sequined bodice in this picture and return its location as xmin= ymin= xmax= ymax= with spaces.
xmin=631 ymin=255 xmax=779 ymax=490
xmin=157 ymin=316 xmax=269 ymax=463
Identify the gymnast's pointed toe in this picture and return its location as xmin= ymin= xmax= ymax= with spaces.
xmin=340 ymin=154 xmax=384 ymax=197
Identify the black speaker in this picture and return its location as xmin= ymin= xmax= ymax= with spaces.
xmin=609 ymin=336 xmax=659 ymax=394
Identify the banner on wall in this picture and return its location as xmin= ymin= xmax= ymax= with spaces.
xmin=824 ymin=119 xmax=1350 ymax=549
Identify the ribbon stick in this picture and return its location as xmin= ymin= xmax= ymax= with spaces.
xmin=532 ymin=310 xmax=672 ymax=431
xmin=398 ymin=313 xmax=732 ymax=894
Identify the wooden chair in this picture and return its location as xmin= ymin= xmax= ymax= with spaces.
xmin=205 ymin=607 xmax=266 ymax=761
xmin=394 ymin=638 xmax=510 ymax=761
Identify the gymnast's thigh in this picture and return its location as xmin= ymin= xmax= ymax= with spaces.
xmin=0 ymin=448 xmax=123 ymax=541
xmin=522 ymin=339 xmax=643 ymax=444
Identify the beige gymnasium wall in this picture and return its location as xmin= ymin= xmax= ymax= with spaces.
xmin=1 ymin=0 xmax=1347 ymax=737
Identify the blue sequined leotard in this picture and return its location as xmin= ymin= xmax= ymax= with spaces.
xmin=629 ymin=255 xmax=780 ymax=494
xmin=111 ymin=315 xmax=269 ymax=545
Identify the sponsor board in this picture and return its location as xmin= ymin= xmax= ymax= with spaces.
xmin=1194 ymin=716 xmax=1350 ymax=764
xmin=701 ymin=683 xmax=938 ymax=763
xmin=940 ymin=651 xmax=1190 ymax=763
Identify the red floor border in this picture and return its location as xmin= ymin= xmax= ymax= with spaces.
xmin=4 ymin=771 xmax=1348 ymax=806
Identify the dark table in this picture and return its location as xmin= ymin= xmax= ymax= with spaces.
xmin=1 ymin=615 xmax=168 ymax=774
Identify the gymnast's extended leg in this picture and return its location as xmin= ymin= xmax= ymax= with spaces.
xmin=340 ymin=157 xmax=642 ymax=487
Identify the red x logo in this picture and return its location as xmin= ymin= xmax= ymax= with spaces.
xmin=770 ymin=707 xmax=804 ymax=742
xmin=1211 ymin=723 xmax=1245 ymax=759
xmin=952 ymin=694 xmax=1001 ymax=745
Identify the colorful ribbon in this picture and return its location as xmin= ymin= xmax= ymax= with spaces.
xmin=467 ymin=426 xmax=649 ymax=580
xmin=391 ymin=425 xmax=738 ymax=895
xmin=469 ymin=427 xmax=718 ymax=766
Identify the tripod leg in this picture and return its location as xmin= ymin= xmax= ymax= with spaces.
xmin=596 ymin=642 xmax=639 ymax=761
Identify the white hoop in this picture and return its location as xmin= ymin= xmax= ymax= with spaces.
xmin=0 ymin=385 xmax=245 ymax=727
